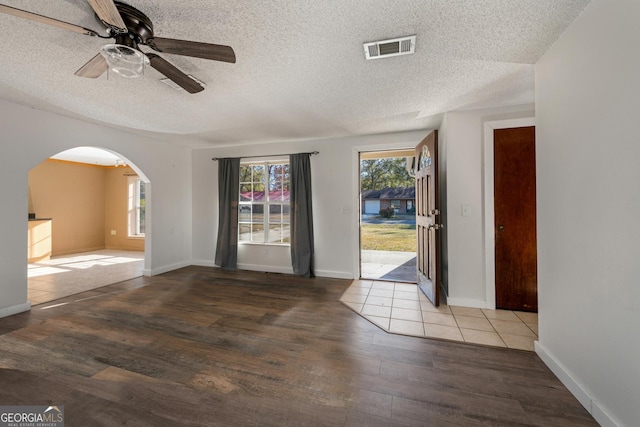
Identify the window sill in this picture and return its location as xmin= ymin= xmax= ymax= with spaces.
xmin=127 ymin=236 xmax=145 ymax=240
xmin=239 ymin=242 xmax=290 ymax=247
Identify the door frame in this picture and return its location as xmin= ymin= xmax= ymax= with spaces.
xmin=483 ymin=117 xmax=535 ymax=309
xmin=352 ymin=139 xmax=422 ymax=280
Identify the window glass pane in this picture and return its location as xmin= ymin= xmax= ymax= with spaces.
xmin=240 ymin=184 xmax=253 ymax=201
xmin=281 ymin=179 xmax=290 ymax=202
xmin=269 ymin=164 xmax=282 ymax=201
xmin=252 ymin=165 xmax=265 ymax=182
xmin=239 ymin=204 xmax=251 ymax=221
xmin=269 ymin=204 xmax=282 ymax=224
xmin=138 ymin=181 xmax=146 ymax=234
xmin=270 ymin=189 xmax=282 ymax=201
xmin=252 ymin=203 xmax=264 ymax=218
xmin=240 ymin=165 xmax=252 ymax=183
xmin=283 ymin=205 xmax=290 ymax=224
xmin=252 ymin=224 xmax=265 ymax=243
xmin=269 ymin=224 xmax=284 ymax=243
xmin=239 ymin=223 xmax=251 ymax=242
xmin=271 ymin=223 xmax=290 ymax=243
xmin=128 ymin=177 xmax=146 ymax=237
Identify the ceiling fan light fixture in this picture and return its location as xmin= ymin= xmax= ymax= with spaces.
xmin=100 ymin=44 xmax=147 ymax=78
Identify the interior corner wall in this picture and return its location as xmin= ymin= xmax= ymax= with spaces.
xmin=439 ymin=105 xmax=534 ymax=308
xmin=191 ymin=130 xmax=431 ymax=279
xmin=535 ymin=1 xmax=640 ymax=426
xmin=29 ymin=160 xmax=107 ymax=256
xmin=0 ymin=100 xmax=192 ymax=317
xmin=536 ymin=0 xmax=640 ymax=426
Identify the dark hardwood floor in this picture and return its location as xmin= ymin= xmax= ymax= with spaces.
xmin=0 ymin=266 xmax=596 ymax=426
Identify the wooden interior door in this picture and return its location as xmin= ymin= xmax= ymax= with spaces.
xmin=494 ymin=126 xmax=538 ymax=312
xmin=415 ymin=131 xmax=440 ymax=306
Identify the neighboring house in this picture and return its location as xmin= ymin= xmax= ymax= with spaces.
xmin=361 ymin=187 xmax=415 ymax=214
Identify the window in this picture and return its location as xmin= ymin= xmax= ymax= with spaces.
xmin=128 ymin=177 xmax=146 ymax=237
xmin=239 ymin=161 xmax=290 ymax=244
xmin=390 ymin=200 xmax=401 ymax=209
xmin=407 ymin=200 xmax=416 ymax=214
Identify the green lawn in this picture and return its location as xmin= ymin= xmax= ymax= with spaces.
xmin=361 ymin=224 xmax=416 ymax=252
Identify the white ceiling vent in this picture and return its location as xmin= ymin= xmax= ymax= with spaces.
xmin=364 ymin=35 xmax=416 ymax=60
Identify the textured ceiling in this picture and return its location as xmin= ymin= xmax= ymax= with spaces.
xmin=0 ymin=0 xmax=590 ymax=147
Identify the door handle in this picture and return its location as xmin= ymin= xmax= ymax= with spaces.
xmin=497 ymin=224 xmax=505 ymax=231
xmin=428 ymin=224 xmax=444 ymax=230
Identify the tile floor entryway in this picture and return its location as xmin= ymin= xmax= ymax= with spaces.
xmin=340 ymin=279 xmax=538 ymax=351
xmin=28 ymin=249 xmax=145 ymax=306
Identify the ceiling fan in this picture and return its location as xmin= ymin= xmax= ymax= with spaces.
xmin=0 ymin=0 xmax=236 ymax=93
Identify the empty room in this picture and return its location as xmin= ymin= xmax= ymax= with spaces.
xmin=0 ymin=1 xmax=638 ymax=426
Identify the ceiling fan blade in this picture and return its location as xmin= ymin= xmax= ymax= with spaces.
xmin=0 ymin=4 xmax=99 ymax=36
xmin=147 ymin=54 xmax=204 ymax=94
xmin=86 ymin=0 xmax=126 ymax=32
xmin=74 ymin=53 xmax=108 ymax=78
xmin=146 ymin=37 xmax=236 ymax=63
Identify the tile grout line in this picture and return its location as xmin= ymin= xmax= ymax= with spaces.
xmin=346 ymin=280 xmax=536 ymax=351
xmin=481 ymin=310 xmax=509 ymax=348
xmin=389 ymin=282 xmax=395 ymax=332
xmin=451 ymin=311 xmax=468 ymax=344
xmin=417 ymin=285 xmax=427 ymax=338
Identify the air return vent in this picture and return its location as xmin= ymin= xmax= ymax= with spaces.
xmin=363 ymin=35 xmax=416 ymax=60
xmin=160 ymin=75 xmax=206 ymax=91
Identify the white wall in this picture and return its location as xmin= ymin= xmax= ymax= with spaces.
xmin=191 ymin=130 xmax=431 ymax=278
xmin=439 ymin=105 xmax=534 ymax=307
xmin=193 ymin=105 xmax=534 ymax=297
xmin=0 ymin=100 xmax=193 ymax=317
xmin=535 ymin=1 xmax=640 ymax=426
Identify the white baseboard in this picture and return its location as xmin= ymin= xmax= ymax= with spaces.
xmin=446 ymin=297 xmax=487 ymax=309
xmin=314 ymin=270 xmax=353 ymax=279
xmin=164 ymin=259 xmax=355 ymax=281
xmin=535 ymin=341 xmax=619 ymax=427
xmin=148 ymin=261 xmax=191 ymax=276
xmin=191 ymin=259 xmax=217 ymax=268
xmin=0 ymin=301 xmax=31 ymax=319
xmin=238 ymin=265 xmax=353 ymax=280
xmin=191 ymin=261 xmax=352 ymax=280
xmin=237 ymin=263 xmax=294 ymax=275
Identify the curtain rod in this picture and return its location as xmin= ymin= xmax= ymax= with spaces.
xmin=211 ymin=151 xmax=319 ymax=161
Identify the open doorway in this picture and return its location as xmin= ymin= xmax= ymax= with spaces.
xmin=27 ymin=147 xmax=147 ymax=305
xmin=359 ymin=150 xmax=417 ymax=283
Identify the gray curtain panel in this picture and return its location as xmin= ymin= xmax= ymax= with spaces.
xmin=215 ymin=158 xmax=241 ymax=269
xmin=290 ymin=153 xmax=315 ymax=277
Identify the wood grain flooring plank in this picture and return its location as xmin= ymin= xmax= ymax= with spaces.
xmin=0 ymin=266 xmax=596 ymax=426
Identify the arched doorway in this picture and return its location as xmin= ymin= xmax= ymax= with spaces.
xmin=27 ymin=147 xmax=150 ymax=306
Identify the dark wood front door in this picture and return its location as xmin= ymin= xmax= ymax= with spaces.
xmin=415 ymin=131 xmax=440 ymax=306
xmin=494 ymin=126 xmax=537 ymax=312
